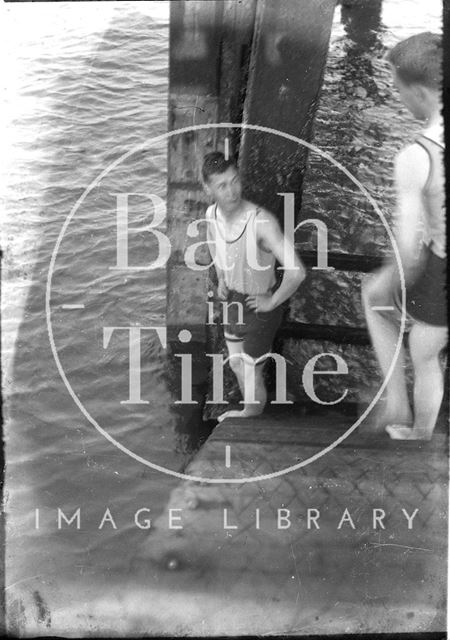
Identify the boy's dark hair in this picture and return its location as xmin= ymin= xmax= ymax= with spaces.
xmin=386 ymin=32 xmax=442 ymax=90
xmin=202 ymin=152 xmax=237 ymax=183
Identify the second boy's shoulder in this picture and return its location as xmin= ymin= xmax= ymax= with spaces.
xmin=395 ymin=142 xmax=430 ymax=192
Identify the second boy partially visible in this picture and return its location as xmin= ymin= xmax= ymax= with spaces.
xmin=363 ymin=32 xmax=446 ymax=440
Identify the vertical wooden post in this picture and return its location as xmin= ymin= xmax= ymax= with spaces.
xmin=239 ymin=0 xmax=337 ymax=220
xmin=166 ymin=0 xmax=223 ymax=341
xmin=166 ymin=0 xmax=258 ymax=427
xmin=166 ymin=0 xmax=258 ymax=338
xmin=236 ymin=0 xmax=337 ymax=400
xmin=218 ymin=0 xmax=257 ymax=153
xmin=166 ymin=1 xmax=223 ymax=441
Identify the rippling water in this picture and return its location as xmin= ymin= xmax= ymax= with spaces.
xmin=2 ymin=2 xmax=186 ymax=627
xmin=2 ymin=0 xmax=442 ymax=633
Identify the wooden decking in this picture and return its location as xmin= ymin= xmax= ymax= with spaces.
xmin=135 ymin=408 xmax=448 ymax=635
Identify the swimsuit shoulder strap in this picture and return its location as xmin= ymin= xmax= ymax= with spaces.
xmin=414 ymin=135 xmax=443 ymax=192
xmin=416 ymin=133 xmax=444 ymax=151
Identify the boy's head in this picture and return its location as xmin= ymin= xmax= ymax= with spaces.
xmin=202 ymin=151 xmax=237 ymax=183
xmin=386 ymin=32 xmax=442 ymax=120
xmin=202 ymin=151 xmax=242 ymax=213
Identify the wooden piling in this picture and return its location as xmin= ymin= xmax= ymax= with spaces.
xmin=239 ymin=0 xmax=337 ymax=217
xmin=167 ymin=2 xmax=218 ymax=340
xmin=167 ymin=0 xmax=260 ymax=340
xmin=167 ymin=0 xmax=337 ymax=338
xmin=166 ymin=0 xmax=264 ymax=429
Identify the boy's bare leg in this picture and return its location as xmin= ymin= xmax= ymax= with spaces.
xmin=362 ymin=286 xmax=413 ymax=427
xmin=217 ymin=340 xmax=266 ymax=422
xmin=387 ymin=323 xmax=447 ymax=440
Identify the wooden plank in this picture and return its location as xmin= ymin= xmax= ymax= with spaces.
xmin=208 ymin=412 xmax=448 ymax=456
xmin=280 ymin=320 xmax=371 ymax=344
xmin=218 ymin=0 xmax=257 ymax=122
xmin=210 ymin=418 xmax=447 ymax=449
xmin=298 ymin=250 xmax=383 ymax=272
xmin=167 ymin=2 xmax=223 ymax=333
xmin=239 ymin=0 xmax=337 ymax=217
xmin=206 ymin=434 xmax=448 ymax=476
xmin=217 ymin=0 xmax=257 ymax=156
xmin=170 ymin=0 xmax=223 ymax=94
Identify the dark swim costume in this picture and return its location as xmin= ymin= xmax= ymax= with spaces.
xmin=222 ymin=289 xmax=285 ymax=359
xmin=393 ymin=243 xmax=447 ymax=326
xmin=385 ymin=134 xmax=447 ymax=327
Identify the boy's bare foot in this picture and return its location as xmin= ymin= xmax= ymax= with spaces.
xmin=359 ymin=415 xmax=413 ymax=434
xmin=385 ymin=424 xmax=433 ymax=441
xmin=217 ymin=407 xmax=264 ymax=423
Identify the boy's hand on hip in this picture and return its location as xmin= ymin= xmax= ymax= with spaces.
xmin=245 ymin=293 xmax=275 ymax=312
xmin=217 ymin=280 xmax=229 ymax=301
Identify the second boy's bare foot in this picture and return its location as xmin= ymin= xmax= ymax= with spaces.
xmin=385 ymin=424 xmax=433 ymax=441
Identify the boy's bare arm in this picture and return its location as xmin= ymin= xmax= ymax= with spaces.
xmin=246 ymin=210 xmax=306 ymax=311
xmin=365 ymin=142 xmax=429 ymax=295
xmin=393 ymin=143 xmax=429 ymax=279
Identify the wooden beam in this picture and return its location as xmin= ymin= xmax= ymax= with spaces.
xmin=170 ymin=0 xmax=223 ymax=94
xmin=298 ymin=250 xmax=383 ymax=272
xmin=279 ymin=321 xmax=370 ymax=345
xmin=167 ymin=0 xmax=261 ymax=336
xmin=239 ymin=0 xmax=337 ymax=218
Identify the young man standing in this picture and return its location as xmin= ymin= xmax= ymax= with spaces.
xmin=362 ymin=32 xmax=446 ymax=440
xmin=202 ymin=151 xmax=305 ymax=422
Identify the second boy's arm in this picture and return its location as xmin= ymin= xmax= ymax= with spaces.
xmin=365 ymin=143 xmax=428 ymax=296
xmin=393 ymin=143 xmax=429 ymax=279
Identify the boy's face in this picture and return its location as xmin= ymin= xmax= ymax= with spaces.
xmin=204 ymin=166 xmax=242 ymax=213
xmin=390 ymin=66 xmax=428 ymax=120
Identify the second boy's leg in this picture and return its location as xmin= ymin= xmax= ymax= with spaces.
xmin=362 ymin=280 xmax=413 ymax=427
xmin=386 ymin=322 xmax=447 ymax=440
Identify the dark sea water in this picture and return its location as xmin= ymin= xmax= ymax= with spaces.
xmin=2 ymin=0 xmax=442 ymax=634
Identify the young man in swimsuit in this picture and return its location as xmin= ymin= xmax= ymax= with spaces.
xmin=362 ymin=32 xmax=446 ymax=440
xmin=202 ymin=151 xmax=305 ymax=422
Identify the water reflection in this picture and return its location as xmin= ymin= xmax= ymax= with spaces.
xmin=341 ymin=0 xmax=384 ymax=52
